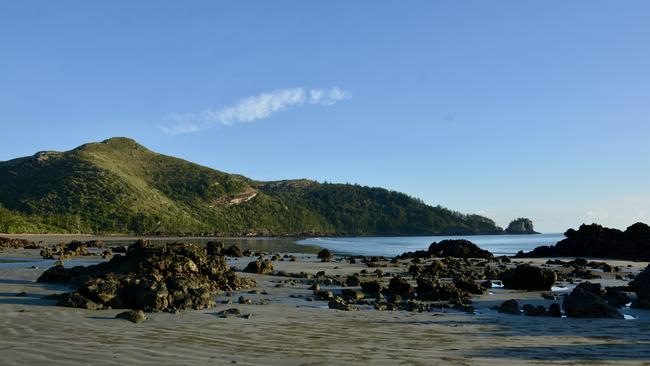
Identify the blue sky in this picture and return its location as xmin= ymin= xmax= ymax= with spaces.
xmin=1 ymin=1 xmax=649 ymax=232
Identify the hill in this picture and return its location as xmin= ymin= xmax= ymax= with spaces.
xmin=0 ymin=137 xmax=504 ymax=236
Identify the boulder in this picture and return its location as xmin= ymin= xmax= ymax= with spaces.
xmin=115 ymin=310 xmax=148 ymax=323
xmin=222 ymin=245 xmax=243 ymax=257
xmin=630 ymin=264 xmax=650 ymax=309
xmin=563 ymin=282 xmax=623 ymax=318
xmin=360 ymin=280 xmax=383 ymax=296
xmin=328 ymin=297 xmax=358 ymax=311
xmin=427 ymin=240 xmax=493 ymax=259
xmin=388 ymin=276 xmax=413 ymax=296
xmin=500 ymin=265 xmax=557 ymax=291
xmin=243 ymin=259 xmax=273 ymax=275
xmin=317 ymin=249 xmax=333 ymax=262
xmin=345 ymin=275 xmax=360 ymax=287
xmin=498 ymin=299 xmax=520 ymax=315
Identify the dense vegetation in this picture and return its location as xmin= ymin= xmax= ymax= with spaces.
xmin=0 ymin=137 xmax=504 ymax=236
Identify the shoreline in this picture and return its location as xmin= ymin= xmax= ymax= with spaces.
xmin=1 ymin=248 xmax=649 ymax=365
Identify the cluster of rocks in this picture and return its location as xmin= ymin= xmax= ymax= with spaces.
xmin=516 ymin=222 xmax=650 ymax=261
xmin=396 ymin=239 xmax=494 ymax=260
xmin=498 ymin=281 xmax=635 ymax=319
xmin=37 ymin=240 xmax=255 ymax=312
xmin=0 ymin=237 xmax=39 ymax=251
xmin=497 ymin=299 xmax=561 ymax=317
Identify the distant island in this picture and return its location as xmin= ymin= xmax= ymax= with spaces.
xmin=0 ymin=137 xmax=534 ymax=237
xmin=504 ymin=218 xmax=538 ymax=234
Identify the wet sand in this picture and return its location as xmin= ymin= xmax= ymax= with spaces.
xmin=1 ymin=247 xmax=650 ymax=365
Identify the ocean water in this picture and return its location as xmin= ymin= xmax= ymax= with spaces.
xmin=297 ymin=233 xmax=565 ymax=257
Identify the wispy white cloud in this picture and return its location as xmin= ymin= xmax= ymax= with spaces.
xmin=159 ymin=87 xmax=351 ymax=135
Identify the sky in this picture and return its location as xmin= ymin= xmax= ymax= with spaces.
xmin=1 ymin=1 xmax=649 ymax=233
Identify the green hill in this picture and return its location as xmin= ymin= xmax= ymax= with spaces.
xmin=0 ymin=137 xmax=503 ymax=236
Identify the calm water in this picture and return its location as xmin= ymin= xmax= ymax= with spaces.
xmin=297 ymin=233 xmax=565 ymax=257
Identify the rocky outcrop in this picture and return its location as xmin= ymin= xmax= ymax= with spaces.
xmin=0 ymin=237 xmax=39 ymax=251
xmin=563 ymin=282 xmax=623 ymax=318
xmin=397 ymin=239 xmax=493 ymax=259
xmin=37 ymin=240 xmax=255 ymax=312
xmin=505 ymin=218 xmax=538 ymax=234
xmin=516 ymin=222 xmax=650 ymax=261
xmin=500 ymin=264 xmax=557 ymax=291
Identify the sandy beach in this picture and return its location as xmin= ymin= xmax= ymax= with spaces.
xmin=1 ymin=244 xmax=650 ymax=366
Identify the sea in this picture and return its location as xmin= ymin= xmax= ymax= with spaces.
xmin=297 ymin=233 xmax=565 ymax=257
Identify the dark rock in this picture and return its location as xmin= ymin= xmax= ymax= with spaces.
xmin=428 ymin=240 xmax=493 ymax=259
xmin=216 ymin=308 xmax=250 ymax=318
xmin=223 ymin=245 xmax=243 ymax=257
xmin=15 ymin=291 xmax=27 ymax=297
xmin=345 ymin=275 xmax=360 ymax=287
xmin=388 ymin=276 xmax=413 ymax=296
xmin=206 ymin=241 xmax=223 ymax=256
xmin=328 ymin=297 xmax=358 ymax=311
xmin=115 ymin=310 xmax=148 ymax=323
xmin=360 ymin=280 xmax=383 ymax=296
xmin=317 ymin=249 xmax=332 ymax=262
xmin=498 ymin=299 xmax=520 ymax=315
xmin=500 ymin=264 xmax=557 ymax=291
xmin=563 ymin=282 xmax=623 ymax=318
xmin=630 ymin=264 xmax=650 ymax=309
xmin=341 ymin=289 xmax=364 ymax=301
xmin=243 ymin=259 xmax=273 ymax=275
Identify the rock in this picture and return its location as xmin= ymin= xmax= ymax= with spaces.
xmin=453 ymin=276 xmax=487 ymax=295
xmin=206 ymin=241 xmax=223 ymax=256
xmin=570 ymin=268 xmax=601 ymax=280
xmin=345 ymin=275 xmax=360 ymax=287
xmin=396 ymin=239 xmax=493 ymax=260
xmin=504 ymin=218 xmax=538 ymax=234
xmin=341 ymin=289 xmax=364 ymax=301
xmin=516 ymin=222 xmax=650 ymax=261
xmin=223 ymin=245 xmax=243 ymax=257
xmin=498 ymin=299 xmax=520 ymax=315
xmin=15 ymin=291 xmax=27 ymax=297
xmin=315 ymin=290 xmax=334 ymax=300
xmin=563 ymin=282 xmax=623 ymax=318
xmin=500 ymin=264 xmax=557 ymax=291
xmin=328 ymin=297 xmax=358 ymax=311
xmin=630 ymin=264 xmax=650 ymax=309
xmin=216 ymin=308 xmax=250 ymax=318
xmin=388 ymin=276 xmax=413 ymax=296
xmin=115 ymin=310 xmax=148 ymax=323
xmin=428 ymin=240 xmax=493 ymax=259
xmin=548 ymin=303 xmax=562 ymax=317
xmin=243 ymin=259 xmax=273 ymax=275
xmin=360 ymin=280 xmax=383 ymax=296
xmin=38 ymin=241 xmax=253 ymax=312
xmin=57 ymin=292 xmax=102 ymax=310
xmin=522 ymin=304 xmax=547 ymax=316
xmin=317 ymin=249 xmax=333 ymax=262
xmin=415 ymin=276 xmax=469 ymax=303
